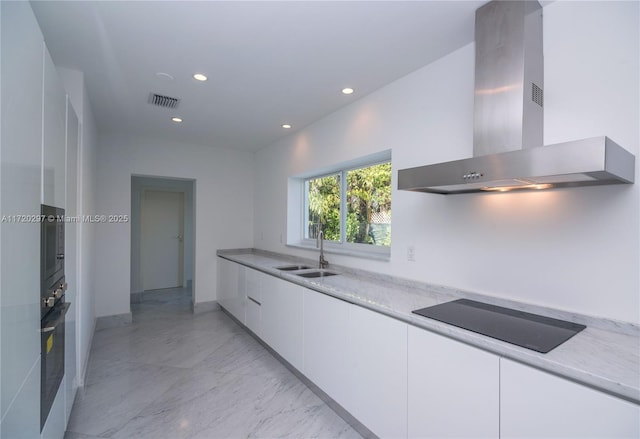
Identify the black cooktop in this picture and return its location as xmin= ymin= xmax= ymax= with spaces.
xmin=412 ymin=299 xmax=586 ymax=353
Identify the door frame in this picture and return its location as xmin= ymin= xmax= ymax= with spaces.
xmin=130 ymin=176 xmax=195 ymax=305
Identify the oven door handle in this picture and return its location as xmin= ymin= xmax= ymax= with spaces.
xmin=40 ymin=302 xmax=70 ymax=333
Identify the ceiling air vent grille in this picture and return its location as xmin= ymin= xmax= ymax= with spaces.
xmin=149 ymin=93 xmax=180 ymax=109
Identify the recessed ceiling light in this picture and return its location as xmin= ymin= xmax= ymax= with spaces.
xmin=193 ymin=73 xmax=207 ymax=81
xmin=282 ymin=124 xmax=292 ymax=129
xmin=171 ymin=117 xmax=183 ymax=123
xmin=341 ymin=87 xmax=354 ymax=95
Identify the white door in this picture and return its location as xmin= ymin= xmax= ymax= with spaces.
xmin=141 ymin=190 xmax=184 ymax=290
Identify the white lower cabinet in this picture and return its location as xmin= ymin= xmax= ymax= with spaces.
xmin=500 ymin=358 xmax=640 ymax=439
xmin=261 ymin=275 xmax=304 ymax=370
xmin=245 ymin=268 xmax=263 ymax=336
xmin=260 ymin=274 xmax=280 ymax=348
xmin=345 ymin=304 xmax=408 ymax=439
xmin=218 ymin=259 xmax=305 ymax=371
xmin=303 ymin=288 xmax=351 ymax=407
xmin=303 ymin=288 xmax=408 ymax=438
xmin=216 ymin=258 xmax=233 ymax=312
xmin=408 ymin=325 xmax=499 ymax=439
xmin=216 ymin=258 xmax=245 ymax=324
xmin=275 ymin=281 xmax=304 ymax=370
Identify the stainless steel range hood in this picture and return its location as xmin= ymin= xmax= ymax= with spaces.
xmin=397 ymin=0 xmax=635 ymax=195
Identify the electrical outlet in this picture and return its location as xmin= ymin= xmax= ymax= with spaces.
xmin=407 ymin=245 xmax=416 ymax=262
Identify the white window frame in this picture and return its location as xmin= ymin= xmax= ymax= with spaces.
xmin=287 ymin=150 xmax=391 ymax=260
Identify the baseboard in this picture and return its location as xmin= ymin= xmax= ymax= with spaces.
xmin=95 ymin=312 xmax=133 ymax=330
xmin=192 ymin=300 xmax=220 ymax=314
xmin=130 ymin=291 xmax=144 ymax=304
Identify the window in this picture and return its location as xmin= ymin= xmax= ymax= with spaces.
xmin=304 ymin=161 xmax=391 ymax=249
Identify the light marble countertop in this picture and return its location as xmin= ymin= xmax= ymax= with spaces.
xmin=217 ymin=248 xmax=640 ymax=404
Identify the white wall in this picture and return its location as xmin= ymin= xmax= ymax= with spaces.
xmin=94 ymin=134 xmax=254 ymax=317
xmin=253 ymin=1 xmax=639 ymax=324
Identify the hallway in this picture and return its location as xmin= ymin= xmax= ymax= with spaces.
xmin=64 ymin=288 xmax=361 ymax=438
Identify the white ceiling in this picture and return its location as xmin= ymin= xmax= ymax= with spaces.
xmin=31 ymin=1 xmax=487 ymax=152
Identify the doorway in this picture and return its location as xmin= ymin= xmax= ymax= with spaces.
xmin=141 ymin=190 xmax=184 ymax=290
xmin=130 ymin=176 xmax=195 ymax=307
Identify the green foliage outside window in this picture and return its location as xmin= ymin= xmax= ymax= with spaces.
xmin=307 ymin=162 xmax=391 ymax=246
xmin=347 ymin=162 xmax=391 ymax=245
xmin=307 ymin=174 xmax=341 ymax=241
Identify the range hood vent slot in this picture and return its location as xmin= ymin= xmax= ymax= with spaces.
xmin=148 ymin=93 xmax=180 ymax=109
xmin=531 ymin=83 xmax=543 ymax=107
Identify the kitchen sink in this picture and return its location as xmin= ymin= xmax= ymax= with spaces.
xmin=295 ymin=270 xmax=339 ymax=278
xmin=276 ymin=264 xmax=312 ymax=271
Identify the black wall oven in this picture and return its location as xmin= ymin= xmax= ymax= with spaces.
xmin=40 ymin=301 xmax=69 ymax=430
xmin=40 ymin=204 xmax=68 ymax=431
xmin=41 ymin=204 xmax=65 ymax=317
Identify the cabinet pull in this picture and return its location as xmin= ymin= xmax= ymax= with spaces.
xmin=247 ymin=296 xmax=261 ymax=306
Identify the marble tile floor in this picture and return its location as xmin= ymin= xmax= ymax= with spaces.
xmin=65 ymin=287 xmax=362 ymax=439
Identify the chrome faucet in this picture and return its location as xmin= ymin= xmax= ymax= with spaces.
xmin=316 ymin=230 xmax=329 ymax=269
